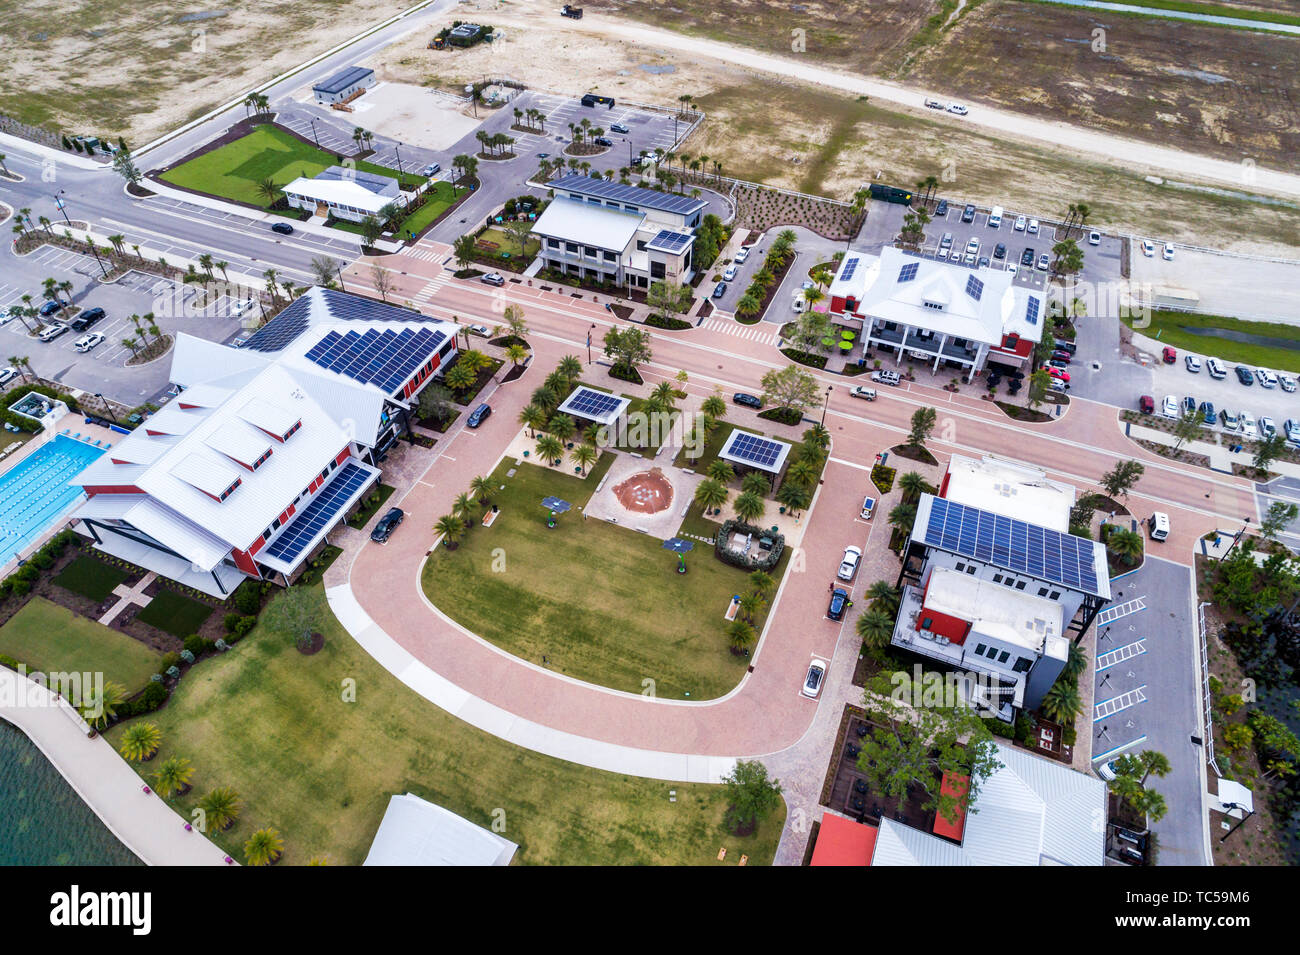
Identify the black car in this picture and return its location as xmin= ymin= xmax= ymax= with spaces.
xmin=993 ymin=243 xmax=1006 ymax=260
xmin=732 ymin=393 xmax=762 ymax=409
xmin=38 ymin=299 xmax=62 ymax=317
xmin=1053 ymin=339 xmax=1076 ymax=354
xmin=827 ymin=587 xmax=849 ymax=621
xmin=960 ymin=203 xmax=976 ymax=223
xmin=1234 ymin=365 xmax=1253 ymax=385
xmin=712 ymin=281 xmax=727 ymax=299
xmin=934 ymin=199 xmax=949 ymax=217
xmin=593 ymin=136 xmax=613 ymax=147
xmin=467 ymin=403 xmax=492 ymax=428
xmin=70 ymin=306 xmax=105 ymax=331
xmin=271 ymin=222 xmax=294 ymax=235
xmin=1020 ymin=247 xmax=1035 ymax=267
xmin=370 ymin=508 xmax=405 ymax=543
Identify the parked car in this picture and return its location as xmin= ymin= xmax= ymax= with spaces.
xmin=722 ymin=264 xmax=738 ymax=281
xmin=802 ymin=659 xmax=827 ymax=698
xmin=1043 ymin=366 xmax=1070 ymax=382
xmin=827 ymin=587 xmax=849 ymax=621
xmin=993 ymin=243 xmax=1006 ymax=260
xmin=1240 ymin=412 xmax=1259 ymax=439
xmin=38 ymin=322 xmax=68 ymax=342
xmin=860 ymin=495 xmax=876 ymax=520
xmin=733 ymin=392 xmax=763 ymax=409
xmin=1234 ymin=365 xmax=1254 ymax=385
xmin=0 ymin=368 xmax=17 ymax=387
xmin=1206 ymin=357 xmax=1227 ymax=379
xmin=1047 ymin=357 xmax=1070 ymax=369
xmin=593 ymin=136 xmax=613 ymax=147
xmin=1281 ymin=375 xmax=1297 ymax=393
xmin=270 ymin=222 xmax=294 ymax=235
xmin=934 ymin=199 xmax=948 ymax=217
xmin=70 ymin=307 xmax=105 ymax=331
xmin=837 ymin=545 xmax=862 ymax=581
xmin=961 ymin=203 xmax=976 ymax=224
xmin=1182 ymin=396 xmax=1196 ymax=416
xmin=1053 ymin=339 xmax=1076 ymax=354
xmin=480 ymin=272 xmax=506 ymax=287
xmin=1257 ymin=368 xmax=1279 ymax=389
xmin=1161 ymin=395 xmax=1179 ymax=418
xmin=1050 ymin=350 xmax=1072 ymax=364
xmin=1013 ymin=215 xmax=1027 ymax=232
xmin=924 ymin=98 xmax=946 ymax=110
xmin=1222 ymin=409 xmax=1241 ymax=431
xmin=370 ymin=507 xmax=405 ymax=543
xmin=712 ymin=281 xmax=727 ymax=299
xmin=947 ymin=103 xmax=968 ymax=115
xmin=1027 ymin=219 xmax=1039 ymax=235
xmin=1261 ymin=416 xmax=1277 ymax=439
xmin=977 ymin=256 xmax=990 ymax=269
xmin=466 ymin=403 xmax=492 ymax=428
xmin=871 ymin=370 xmax=901 ymax=386
xmin=1161 ymin=346 xmax=1176 ymax=364
xmin=73 ymin=331 xmax=104 ymax=352
xmin=1162 ymin=242 xmax=1175 ymax=260
xmin=610 ymin=122 xmax=630 ymax=133
xmin=38 ymin=300 xmax=62 ymax=317
xmin=468 ymin=323 xmax=491 ymax=336
xmin=1088 ymin=230 xmax=1101 ymax=246
xmin=230 ymin=299 xmax=255 ymax=318
xmin=849 ymin=386 xmax=876 ymax=401
xmin=1138 ymin=395 xmax=1154 ymax=414
xmin=939 ymin=232 xmax=954 ymax=252
xmin=1036 ymin=253 xmax=1051 ymax=271
xmin=1184 ymin=355 xmax=1201 ymax=373
xmin=1097 ymin=759 xmax=1118 ymax=781
xmin=1199 ymin=401 xmax=1216 ymax=425
xmin=1020 ymin=247 xmax=1035 ymax=267
xmin=422 ymin=162 xmax=441 ymax=176
xmin=1284 ymin=418 xmax=1300 ymax=443
xmin=733 ymin=246 xmax=750 ymax=263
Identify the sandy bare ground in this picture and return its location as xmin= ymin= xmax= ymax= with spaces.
xmin=0 ymin=0 xmax=415 ymax=147
xmin=294 ymin=81 xmax=482 ymax=151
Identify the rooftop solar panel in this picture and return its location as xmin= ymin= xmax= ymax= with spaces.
xmin=965 ymin=275 xmax=984 ymax=302
xmin=840 ymin=257 xmax=860 ymax=283
xmin=1025 ymin=296 xmax=1040 ymax=325
xmin=648 ymin=230 xmax=693 ymax=253
xmin=898 ymin=262 xmax=919 ymax=283
xmin=548 ymin=173 xmax=707 ymax=216
xmin=921 ymin=497 xmax=1102 ymax=597
xmin=562 ymin=388 xmax=624 ymax=420
xmin=304 ymin=325 xmax=443 ymax=394
xmin=724 ymin=432 xmax=784 ymax=469
xmin=265 ymin=462 xmax=370 ymax=563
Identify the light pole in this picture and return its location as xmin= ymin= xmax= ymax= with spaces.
xmin=93 ymin=393 xmax=118 ymax=425
xmin=309 ymin=118 xmax=321 ymax=148
xmin=1222 ymin=518 xmax=1252 ymax=559
xmin=393 ymin=141 xmax=405 ymax=178
xmin=336 ymin=263 xmax=347 ymax=292
xmin=819 ymin=384 xmax=833 ymax=427
xmin=586 ymin=324 xmax=596 ymax=364
xmin=1219 ymin=802 xmax=1255 ymax=843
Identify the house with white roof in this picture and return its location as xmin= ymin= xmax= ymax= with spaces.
xmin=532 ymin=174 xmax=706 ymax=290
xmin=283 ymin=166 xmax=401 ymax=222
xmin=364 ymin=793 xmax=517 ymax=866
xmin=69 ymin=288 xmax=460 ymax=596
xmin=827 ymin=248 xmax=1045 ymax=380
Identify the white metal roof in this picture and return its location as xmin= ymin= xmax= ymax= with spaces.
xmin=531 ymin=197 xmax=643 ymax=252
xmin=364 ymin=793 xmax=517 ymax=866
xmin=942 ymin=454 xmax=1075 ymax=532
xmin=282 ymin=175 xmax=396 ymax=214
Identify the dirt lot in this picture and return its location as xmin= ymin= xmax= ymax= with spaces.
xmin=0 ymin=0 xmax=413 ymax=146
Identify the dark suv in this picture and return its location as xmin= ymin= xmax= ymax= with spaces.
xmin=466 ymin=403 xmax=492 ymax=428
xmin=732 ymin=393 xmax=762 ymax=409
xmin=960 ymin=203 xmax=976 ymax=223
xmin=1020 ymin=248 xmax=1035 ymax=267
xmin=70 ymin=306 xmax=105 ymax=331
xmin=370 ymin=508 xmax=404 ymax=543
xmin=1234 ymin=365 xmax=1254 ymax=385
xmin=827 ymin=587 xmax=849 ymax=621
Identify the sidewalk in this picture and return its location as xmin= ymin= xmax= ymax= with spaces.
xmin=0 ymin=667 xmax=232 ymax=866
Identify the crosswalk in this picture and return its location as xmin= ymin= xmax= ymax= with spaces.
xmin=413 ymin=273 xmax=451 ymax=306
xmin=700 ymin=319 xmax=780 ymax=346
xmin=404 ymin=245 xmax=446 ymax=264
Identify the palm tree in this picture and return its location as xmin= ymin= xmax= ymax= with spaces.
xmin=888 ymin=502 xmax=917 ymax=534
xmin=1107 ymin=528 xmax=1144 ymax=567
xmin=735 ymin=293 xmax=761 ymax=320
xmin=256 ymin=177 xmax=280 ymax=205
xmin=803 ymin=423 xmax=831 ymax=451
xmin=733 ymin=490 xmax=766 ymax=524
xmin=121 ymin=336 xmax=140 ymax=358
xmin=118 ymin=722 xmax=162 ymax=762
xmin=694 ymin=478 xmax=728 ymax=513
xmin=1041 ymin=680 xmax=1082 ymax=724
xmin=650 ymin=380 xmax=677 ymax=410
xmin=470 ymin=475 xmax=495 ymax=505
xmin=728 ymin=618 xmax=756 ymax=653
xmin=198 ymin=787 xmax=242 ymax=831
xmin=571 ymin=442 xmax=598 ymax=474
xmin=79 ymin=681 xmax=126 ymax=729
xmin=152 ymin=755 xmax=195 ymax=797
xmin=535 ymin=433 xmax=564 ymax=465
xmin=519 ymin=403 xmax=547 ymax=438
xmin=737 ymin=591 xmax=765 ymax=624
xmin=785 ymin=456 xmax=819 ymax=488
xmin=866 ymin=580 xmax=900 ymax=615
xmin=706 ymin=459 xmax=735 ymax=484
xmin=453 ymin=491 xmax=480 ymax=525
xmin=1063 ymin=642 xmax=1088 ymax=682
xmin=701 ymin=393 xmax=726 ymax=420
xmin=741 ymin=471 xmax=769 ymax=496
xmin=775 ymin=480 xmax=811 ymax=516
xmin=898 ymin=471 xmax=929 ymax=503
xmin=444 ymin=362 xmax=476 ymax=393
xmin=856 ymin=609 xmax=894 ymax=651
xmin=548 ymin=412 xmax=576 ymax=442
xmin=435 ymin=514 xmax=466 ymax=549
xmin=243 ymin=827 xmax=284 ymax=866
xmin=504 ymin=343 xmax=528 ymax=366
xmin=748 ymin=569 xmax=775 ymax=600
xmin=531 ymin=384 xmax=557 ymax=412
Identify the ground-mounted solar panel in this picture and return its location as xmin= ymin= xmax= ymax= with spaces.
xmin=921 ymin=496 xmax=1101 ymax=596
xmin=965 ymin=275 xmax=984 ymax=301
xmin=727 ymin=432 xmax=782 ymax=468
xmin=898 ymin=262 xmax=919 ymax=283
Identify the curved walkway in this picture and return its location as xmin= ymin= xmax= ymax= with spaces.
xmin=0 ymin=668 xmax=231 ymax=866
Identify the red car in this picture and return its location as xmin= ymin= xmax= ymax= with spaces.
xmin=1162 ymin=346 xmax=1177 ymax=364
xmin=1042 ymin=365 xmax=1070 ymax=383
xmin=1139 ymin=395 xmax=1154 ymax=414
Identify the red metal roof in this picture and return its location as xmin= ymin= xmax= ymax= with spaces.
xmin=932 ymin=772 xmax=969 ymax=841
xmin=810 ymin=813 xmax=878 ymax=866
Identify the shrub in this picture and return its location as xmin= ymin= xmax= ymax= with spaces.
xmin=232 ymin=581 xmax=262 ymax=615
xmin=158 ymin=652 xmax=181 ymax=674
xmin=179 ymin=649 xmax=195 ymax=664
xmin=223 ymin=612 xmax=242 ymax=633
xmin=8 ymin=579 xmax=30 ymax=598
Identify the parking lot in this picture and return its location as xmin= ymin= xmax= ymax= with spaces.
xmin=1131 ymin=245 xmax=1300 ymax=323
xmin=2 ymin=247 xmax=250 ymax=404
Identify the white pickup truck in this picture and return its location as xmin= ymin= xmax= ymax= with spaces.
xmin=861 ymin=496 xmax=876 ymax=520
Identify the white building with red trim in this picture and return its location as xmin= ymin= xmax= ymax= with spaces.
xmin=826 ymin=248 xmax=1045 ymax=380
xmin=69 ymin=288 xmax=460 ymax=597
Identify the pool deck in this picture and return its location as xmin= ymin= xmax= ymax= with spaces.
xmin=0 ymin=667 xmax=232 ymax=866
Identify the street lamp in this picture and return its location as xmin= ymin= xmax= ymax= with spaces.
xmin=393 ymin=141 xmax=405 ymax=178
xmin=93 ymin=393 xmax=118 ymax=425
xmin=587 ymin=324 xmax=596 ymax=364
xmin=309 ymin=118 xmax=321 ymax=148
xmin=336 ymin=263 xmax=347 ymax=292
xmin=819 ymin=384 xmax=833 ymax=427
xmin=53 ymin=189 xmax=72 ymax=225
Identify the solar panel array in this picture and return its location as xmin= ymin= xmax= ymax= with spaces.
xmin=243 ymin=289 xmax=428 ymax=353
xmin=549 ymin=173 xmax=705 ymax=215
xmin=898 ymin=262 xmax=919 ymax=283
xmin=1025 ymin=296 xmax=1040 ymax=326
xmin=563 ymin=388 xmax=624 ymax=420
xmin=265 ymin=463 xmax=369 ymax=563
xmin=244 ymin=297 xmax=313 ymax=352
xmin=922 ymin=497 xmax=1102 ymax=596
xmin=648 ymin=230 xmax=693 ymax=253
xmin=840 ymin=257 xmax=861 ymax=283
xmin=965 ymin=275 xmax=985 ymax=302
xmin=726 ymin=432 xmax=784 ymax=469
xmin=305 ymin=325 xmax=445 ymax=394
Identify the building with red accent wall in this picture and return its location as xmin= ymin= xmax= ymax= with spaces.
xmin=825 ymin=247 xmax=1044 ymax=381
xmin=69 ymin=289 xmax=461 ymax=596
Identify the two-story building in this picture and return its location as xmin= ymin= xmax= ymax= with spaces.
xmin=532 ymin=174 xmax=706 ymax=291
xmin=826 ymin=247 xmax=1045 ymax=381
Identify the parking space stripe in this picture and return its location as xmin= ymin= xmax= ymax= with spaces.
xmin=1093 ymin=685 xmax=1147 ymax=721
xmin=1096 ymin=639 xmax=1147 ymax=671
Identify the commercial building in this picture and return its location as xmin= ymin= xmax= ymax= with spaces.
xmin=312 ymin=65 xmax=375 ymax=105
xmin=282 ymin=166 xmax=401 ymax=222
xmin=70 ymin=289 xmax=459 ymax=597
xmin=532 ymin=174 xmax=706 ymax=290
xmin=826 ymin=248 xmax=1045 ymax=380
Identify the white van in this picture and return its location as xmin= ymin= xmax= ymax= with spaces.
xmin=988 ymin=206 xmax=1003 ymax=229
xmin=1148 ymin=512 xmax=1170 ymax=542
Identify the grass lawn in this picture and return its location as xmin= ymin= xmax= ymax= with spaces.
xmin=476 ymin=225 xmax=540 ymax=261
xmin=0 ymin=597 xmax=160 ymax=691
xmin=52 ymin=555 xmax=128 ymax=602
xmin=160 ymin=125 xmax=424 ymax=209
xmin=135 ymin=590 xmax=213 ymax=639
xmin=423 ymin=459 xmax=776 ymax=699
xmin=1124 ymin=310 xmax=1300 ymax=375
xmin=105 ymin=584 xmax=784 ymax=865
xmin=399 ymin=181 xmax=459 ymax=235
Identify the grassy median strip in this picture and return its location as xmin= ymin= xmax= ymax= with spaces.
xmin=106 ymin=584 xmax=783 ymax=865
xmin=422 ymin=459 xmax=769 ymax=699
xmin=0 ymin=597 xmax=160 ymax=691
xmin=1124 ymin=310 xmax=1300 ymax=374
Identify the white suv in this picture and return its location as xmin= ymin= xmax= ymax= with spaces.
xmin=1206 ymin=357 xmax=1227 ymax=380
xmin=871 ymin=370 xmax=901 ymax=386
xmin=1240 ymin=412 xmax=1259 ymax=439
xmin=837 ymin=545 xmax=862 ymax=581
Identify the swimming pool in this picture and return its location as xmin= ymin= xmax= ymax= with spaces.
xmin=0 ymin=435 xmax=106 ymax=567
